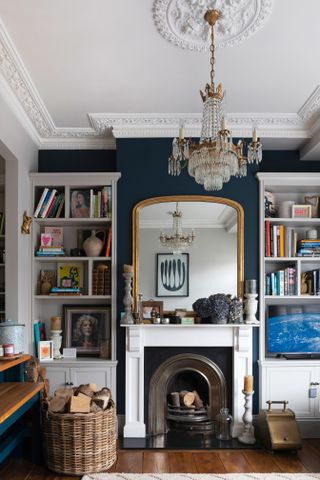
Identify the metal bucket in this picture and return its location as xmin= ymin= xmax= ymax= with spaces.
xmin=0 ymin=319 xmax=25 ymax=354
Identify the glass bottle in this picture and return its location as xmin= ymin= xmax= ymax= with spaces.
xmin=215 ymin=407 xmax=233 ymax=440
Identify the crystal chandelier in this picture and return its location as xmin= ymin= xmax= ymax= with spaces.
xmin=159 ymin=203 xmax=195 ymax=255
xmin=168 ymin=10 xmax=262 ymax=191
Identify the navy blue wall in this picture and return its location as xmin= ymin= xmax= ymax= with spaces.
xmin=39 ymin=144 xmax=320 ymax=414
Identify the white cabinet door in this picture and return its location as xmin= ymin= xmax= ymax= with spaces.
xmin=265 ymin=366 xmax=314 ymax=417
xmin=45 ymin=366 xmax=69 ymax=395
xmin=70 ymin=367 xmax=111 ymax=391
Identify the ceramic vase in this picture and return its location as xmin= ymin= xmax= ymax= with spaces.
xmin=83 ymin=230 xmax=106 ymax=257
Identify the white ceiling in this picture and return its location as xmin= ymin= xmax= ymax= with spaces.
xmin=0 ymin=0 xmax=320 ymax=157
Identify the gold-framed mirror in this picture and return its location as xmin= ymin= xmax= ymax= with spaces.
xmin=132 ymin=195 xmax=244 ymax=312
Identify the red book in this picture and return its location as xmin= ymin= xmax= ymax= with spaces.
xmin=265 ymin=220 xmax=271 ymax=257
xmin=105 ymin=227 xmax=112 ymax=257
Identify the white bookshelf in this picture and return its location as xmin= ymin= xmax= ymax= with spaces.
xmin=30 ymin=172 xmax=121 ymax=398
xmin=257 ymin=172 xmax=320 ymax=437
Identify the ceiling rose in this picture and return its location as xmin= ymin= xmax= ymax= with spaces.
xmin=153 ymin=0 xmax=274 ymax=51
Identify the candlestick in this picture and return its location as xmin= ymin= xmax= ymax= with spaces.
xmin=238 ymin=390 xmax=256 ymax=444
xmin=123 ymin=264 xmax=134 ymax=273
xmin=244 ymin=374 xmax=253 ymax=393
xmin=221 ymin=117 xmax=226 ymax=130
xmin=245 ymin=279 xmax=257 ymax=294
xmin=252 ymin=128 xmax=257 ymax=143
xmin=51 ymin=316 xmax=61 ymax=331
xmin=121 ymin=272 xmax=135 ymax=325
xmin=244 ymin=293 xmax=259 ymax=324
xmin=179 ymin=125 xmax=185 ymax=140
xmin=50 ymin=330 xmax=62 ymax=359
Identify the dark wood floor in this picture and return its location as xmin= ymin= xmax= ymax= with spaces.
xmin=1 ymin=439 xmax=320 ymax=479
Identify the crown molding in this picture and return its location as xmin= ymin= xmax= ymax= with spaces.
xmin=88 ymin=112 xmax=307 ymax=139
xmin=153 ymin=0 xmax=274 ymax=51
xmin=298 ymin=85 xmax=320 ymax=121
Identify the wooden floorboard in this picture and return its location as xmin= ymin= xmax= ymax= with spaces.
xmin=0 ymin=440 xmax=319 ymax=478
xmin=192 ymin=452 xmax=226 ymax=473
xmin=143 ymin=452 xmax=170 ymax=472
xmin=217 ymin=451 xmax=253 ymax=473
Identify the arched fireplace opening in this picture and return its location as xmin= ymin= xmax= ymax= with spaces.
xmin=148 ymin=353 xmax=227 ymax=436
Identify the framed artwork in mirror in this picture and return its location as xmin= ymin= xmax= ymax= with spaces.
xmin=141 ymin=301 xmax=163 ymax=320
xmin=156 ymin=253 xmax=189 ymax=297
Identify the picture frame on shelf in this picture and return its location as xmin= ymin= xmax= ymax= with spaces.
xmin=156 ymin=253 xmax=189 ymax=297
xmin=38 ymin=340 xmax=53 ymax=361
xmin=70 ymin=189 xmax=91 ymax=218
xmin=57 ymin=262 xmax=83 ymax=289
xmin=63 ymin=305 xmax=111 ymax=356
xmin=141 ymin=300 xmax=163 ymax=320
xmin=292 ymin=204 xmax=312 ymax=219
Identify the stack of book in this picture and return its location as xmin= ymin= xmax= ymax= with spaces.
xmin=90 ymin=186 xmax=112 ymax=219
xmin=265 ymin=221 xmax=298 ymax=257
xmin=297 ymin=239 xmax=320 ymax=257
xmin=36 ymin=245 xmax=65 ymax=257
xmin=92 ymin=264 xmax=111 ymax=295
xmin=34 ymin=188 xmax=65 ymax=218
xmin=265 ymin=267 xmax=296 ymax=296
xmin=49 ymin=287 xmax=81 ymax=296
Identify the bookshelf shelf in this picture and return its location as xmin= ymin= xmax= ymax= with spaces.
xmin=30 ymin=172 xmax=121 ymax=398
xmin=258 ymin=172 xmax=320 ymax=436
xmin=34 ymin=256 xmax=112 ymax=262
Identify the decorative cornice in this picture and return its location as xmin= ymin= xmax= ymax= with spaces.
xmin=88 ymin=112 xmax=307 ymax=139
xmin=153 ymin=0 xmax=274 ymax=51
xmin=298 ymin=85 xmax=320 ymax=121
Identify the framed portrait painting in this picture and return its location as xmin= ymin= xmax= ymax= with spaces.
xmin=63 ymin=305 xmax=111 ymax=356
xmin=70 ymin=189 xmax=91 ymax=218
xmin=141 ymin=301 xmax=163 ymax=321
xmin=156 ymin=253 xmax=189 ymax=297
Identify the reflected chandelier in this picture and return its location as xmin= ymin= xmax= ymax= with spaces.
xmin=168 ymin=9 xmax=262 ymax=191
xmin=159 ymin=203 xmax=195 ymax=255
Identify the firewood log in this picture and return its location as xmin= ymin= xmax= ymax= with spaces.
xmin=193 ymin=390 xmax=204 ymax=409
xmin=90 ymin=401 xmax=103 ymax=413
xmin=93 ymin=387 xmax=111 ymax=410
xmin=54 ymin=387 xmax=74 ymax=400
xmin=75 ymin=384 xmax=95 ymax=398
xmin=49 ymin=395 xmax=68 ymax=413
xmin=69 ymin=395 xmax=91 ymax=413
xmin=170 ymin=392 xmax=180 ymax=407
xmin=179 ymin=390 xmax=195 ymax=407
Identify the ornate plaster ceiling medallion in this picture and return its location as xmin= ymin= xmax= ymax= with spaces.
xmin=153 ymin=0 xmax=274 ymax=50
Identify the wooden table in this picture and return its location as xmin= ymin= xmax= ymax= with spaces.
xmin=0 ymin=354 xmax=43 ymax=464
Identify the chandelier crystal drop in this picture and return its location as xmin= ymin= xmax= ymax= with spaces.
xmin=168 ymin=9 xmax=262 ymax=191
xmin=159 ymin=203 xmax=195 ymax=255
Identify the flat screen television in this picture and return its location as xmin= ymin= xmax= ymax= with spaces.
xmin=266 ymin=304 xmax=320 ymax=358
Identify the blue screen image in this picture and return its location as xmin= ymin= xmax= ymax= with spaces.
xmin=268 ymin=311 xmax=320 ymax=354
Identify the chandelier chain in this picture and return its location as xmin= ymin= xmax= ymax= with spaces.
xmin=210 ymin=24 xmax=215 ymax=88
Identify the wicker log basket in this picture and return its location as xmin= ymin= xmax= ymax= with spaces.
xmin=42 ymin=399 xmax=116 ymax=475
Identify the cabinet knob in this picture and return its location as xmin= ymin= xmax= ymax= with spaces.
xmin=69 ymin=382 xmax=74 ymax=386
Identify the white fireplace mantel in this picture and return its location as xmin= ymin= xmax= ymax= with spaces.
xmin=122 ymin=324 xmax=258 ymax=438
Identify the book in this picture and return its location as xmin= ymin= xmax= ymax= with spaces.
xmin=265 ymin=220 xmax=271 ymax=257
xmin=34 ymin=321 xmax=41 ymax=356
xmin=44 ymin=227 xmax=63 ymax=246
xmin=55 ymin=195 xmax=65 ymax=218
xmin=105 ymin=227 xmax=112 ymax=257
xmin=34 ymin=188 xmax=49 ymax=217
xmin=41 ymin=189 xmax=58 ymax=218
xmin=38 ymin=189 xmax=53 ymax=218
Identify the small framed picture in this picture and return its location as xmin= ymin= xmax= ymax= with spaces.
xmin=292 ymin=204 xmax=312 ymax=219
xmin=63 ymin=305 xmax=111 ymax=356
xmin=141 ymin=301 xmax=163 ymax=320
xmin=70 ymin=189 xmax=91 ymax=218
xmin=57 ymin=262 xmax=83 ymax=289
xmin=156 ymin=253 xmax=189 ymax=297
xmin=38 ymin=340 xmax=53 ymax=361
xmin=40 ymin=233 xmax=52 ymax=247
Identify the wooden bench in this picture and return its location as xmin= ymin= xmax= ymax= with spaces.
xmin=0 ymin=355 xmax=43 ymax=464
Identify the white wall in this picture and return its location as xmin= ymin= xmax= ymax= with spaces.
xmin=139 ymin=228 xmax=237 ymax=311
xmin=0 ymin=87 xmax=38 ymax=351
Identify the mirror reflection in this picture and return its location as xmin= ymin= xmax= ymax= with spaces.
xmin=134 ymin=197 xmax=243 ymax=312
